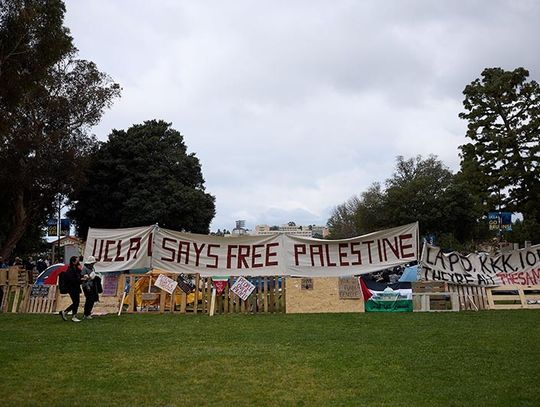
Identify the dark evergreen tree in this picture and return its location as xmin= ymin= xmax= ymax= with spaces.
xmin=459 ymin=67 xmax=540 ymax=243
xmin=69 ymin=120 xmax=216 ymax=238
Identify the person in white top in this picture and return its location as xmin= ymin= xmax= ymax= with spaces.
xmin=81 ymin=256 xmax=98 ymax=320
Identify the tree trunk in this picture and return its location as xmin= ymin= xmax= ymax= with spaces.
xmin=0 ymin=190 xmax=30 ymax=258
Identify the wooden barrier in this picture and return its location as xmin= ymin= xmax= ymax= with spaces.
xmin=1 ymin=284 xmax=58 ymax=313
xmin=1 ymin=266 xmax=33 ymax=313
xmin=412 ymin=281 xmax=459 ymax=312
xmin=487 ymin=285 xmax=540 ymax=310
xmin=215 ymin=276 xmax=285 ymax=315
xmin=1 ymin=285 xmax=28 ymax=313
xmin=448 ymin=284 xmax=489 ymax=311
xmin=25 ymin=285 xmax=58 ymax=313
xmin=120 ymin=274 xmax=285 ymax=315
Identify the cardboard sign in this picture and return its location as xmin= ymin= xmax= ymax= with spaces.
xmin=155 ymin=274 xmax=178 ymax=294
xmin=176 ymin=273 xmax=195 ymax=294
xmin=338 ymin=277 xmax=361 ymax=299
xmin=301 ymin=278 xmax=313 ymax=290
xmin=230 ymin=277 xmax=255 ymax=301
xmin=30 ymin=285 xmax=50 ymax=298
xmin=102 ymin=273 xmax=119 ymax=296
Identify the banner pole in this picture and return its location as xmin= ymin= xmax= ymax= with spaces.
xmin=117 ymin=292 xmax=127 ymax=316
xmin=149 ymin=223 xmax=159 ymax=271
xmin=118 ymin=279 xmax=130 ymax=316
xmin=209 ymin=287 xmax=216 ymax=316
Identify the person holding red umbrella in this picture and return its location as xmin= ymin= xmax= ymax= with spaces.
xmin=59 ymin=256 xmax=82 ymax=322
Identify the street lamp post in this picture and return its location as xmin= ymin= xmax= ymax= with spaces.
xmin=57 ymin=194 xmax=61 ymax=262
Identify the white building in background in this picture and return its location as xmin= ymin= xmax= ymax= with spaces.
xmin=231 ymin=220 xmax=249 ymax=236
xmin=254 ymin=222 xmax=329 ymax=238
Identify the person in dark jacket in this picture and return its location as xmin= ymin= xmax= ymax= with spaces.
xmin=59 ymin=256 xmax=82 ymax=322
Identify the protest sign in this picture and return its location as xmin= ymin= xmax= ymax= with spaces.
xmin=155 ymin=274 xmax=178 ymax=294
xmin=212 ymin=277 xmax=228 ymax=295
xmin=176 ymin=273 xmax=195 ymax=294
xmin=420 ymin=243 xmax=540 ymax=286
xmin=230 ymin=277 xmax=255 ymax=301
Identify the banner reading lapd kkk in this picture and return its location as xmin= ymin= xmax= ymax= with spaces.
xmin=420 ymin=243 xmax=540 ymax=286
xmin=85 ymin=223 xmax=419 ymax=277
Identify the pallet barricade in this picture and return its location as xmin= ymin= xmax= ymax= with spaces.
xmin=0 ymin=266 xmax=36 ymax=313
xmin=412 ymin=281 xmax=459 ymax=312
xmin=120 ymin=273 xmax=285 ymax=315
xmin=487 ymin=285 xmax=540 ymax=310
xmin=448 ymin=284 xmax=489 ymax=311
xmin=25 ymin=285 xmax=58 ymax=313
xmin=1 ymin=285 xmax=26 ymax=312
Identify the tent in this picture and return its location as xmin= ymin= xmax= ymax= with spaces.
xmin=123 ymin=269 xmax=201 ymax=309
xmin=398 ymin=265 xmax=419 ymax=283
xmin=35 ymin=263 xmax=68 ymax=285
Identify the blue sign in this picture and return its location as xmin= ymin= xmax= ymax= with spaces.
xmin=488 ymin=212 xmax=512 ymax=232
xmin=47 ymin=218 xmax=71 ymax=236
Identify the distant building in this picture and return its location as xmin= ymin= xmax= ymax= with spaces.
xmin=254 ymin=222 xmax=329 ymax=238
xmin=231 ymin=220 xmax=249 ymax=236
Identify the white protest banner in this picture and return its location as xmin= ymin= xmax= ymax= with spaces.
xmin=152 ymin=228 xmax=283 ymax=276
xmin=420 ymin=244 xmax=540 ymax=286
xmin=154 ymin=274 xmax=178 ymax=294
xmin=84 ymin=226 xmax=154 ymax=272
xmin=230 ymin=277 xmax=255 ymax=301
xmin=152 ymin=223 xmax=418 ymax=277
xmin=283 ymin=222 xmax=418 ymax=277
xmin=84 ymin=223 xmax=419 ymax=277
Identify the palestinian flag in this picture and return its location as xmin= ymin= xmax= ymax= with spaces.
xmin=359 ymin=276 xmax=413 ymax=312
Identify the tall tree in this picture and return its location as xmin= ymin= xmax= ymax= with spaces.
xmin=459 ymin=67 xmax=540 ymax=242
xmin=69 ymin=120 xmax=216 ymax=237
xmin=327 ymin=155 xmax=478 ymax=245
xmin=327 ymin=196 xmax=362 ymax=239
xmin=385 ymin=155 xmax=452 ymax=234
xmin=354 ymin=183 xmax=387 ymax=233
xmin=0 ymin=0 xmax=120 ymax=257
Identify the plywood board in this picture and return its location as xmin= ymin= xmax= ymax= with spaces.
xmin=286 ymin=277 xmax=364 ymax=313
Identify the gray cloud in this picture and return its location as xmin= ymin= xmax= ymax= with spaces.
xmin=64 ymin=0 xmax=540 ymax=231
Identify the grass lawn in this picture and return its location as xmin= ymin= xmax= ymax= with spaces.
xmin=1 ymin=310 xmax=539 ymax=406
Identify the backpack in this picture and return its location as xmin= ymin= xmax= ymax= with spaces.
xmin=95 ymin=276 xmax=103 ymax=294
xmin=58 ymin=272 xmax=69 ymax=294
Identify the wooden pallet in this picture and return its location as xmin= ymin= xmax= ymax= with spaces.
xmin=0 ymin=284 xmax=28 ymax=313
xmin=448 ymin=284 xmax=489 ymax=311
xmin=1 ymin=284 xmax=58 ymax=313
xmin=122 ymin=273 xmax=286 ymax=315
xmin=412 ymin=292 xmax=459 ymax=312
xmin=25 ymin=285 xmax=58 ymax=313
xmin=412 ymin=281 xmax=458 ymax=311
xmin=487 ymin=285 xmax=540 ymax=310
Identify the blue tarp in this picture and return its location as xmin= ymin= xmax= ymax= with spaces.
xmin=398 ymin=265 xmax=418 ymax=282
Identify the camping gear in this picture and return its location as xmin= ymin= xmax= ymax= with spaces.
xmin=399 ymin=265 xmax=419 ymax=282
xmin=35 ymin=263 xmax=68 ymax=285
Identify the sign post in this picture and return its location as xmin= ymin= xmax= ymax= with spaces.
xmin=209 ymin=288 xmax=217 ymax=316
xmin=118 ymin=279 xmax=130 ymax=316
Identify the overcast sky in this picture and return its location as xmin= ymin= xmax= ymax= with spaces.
xmin=64 ymin=0 xmax=540 ymax=232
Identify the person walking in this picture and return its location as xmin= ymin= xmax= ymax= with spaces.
xmin=59 ymin=256 xmax=82 ymax=322
xmin=81 ymin=256 xmax=99 ymax=320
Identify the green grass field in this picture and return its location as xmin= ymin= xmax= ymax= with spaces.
xmin=1 ymin=311 xmax=539 ymax=406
